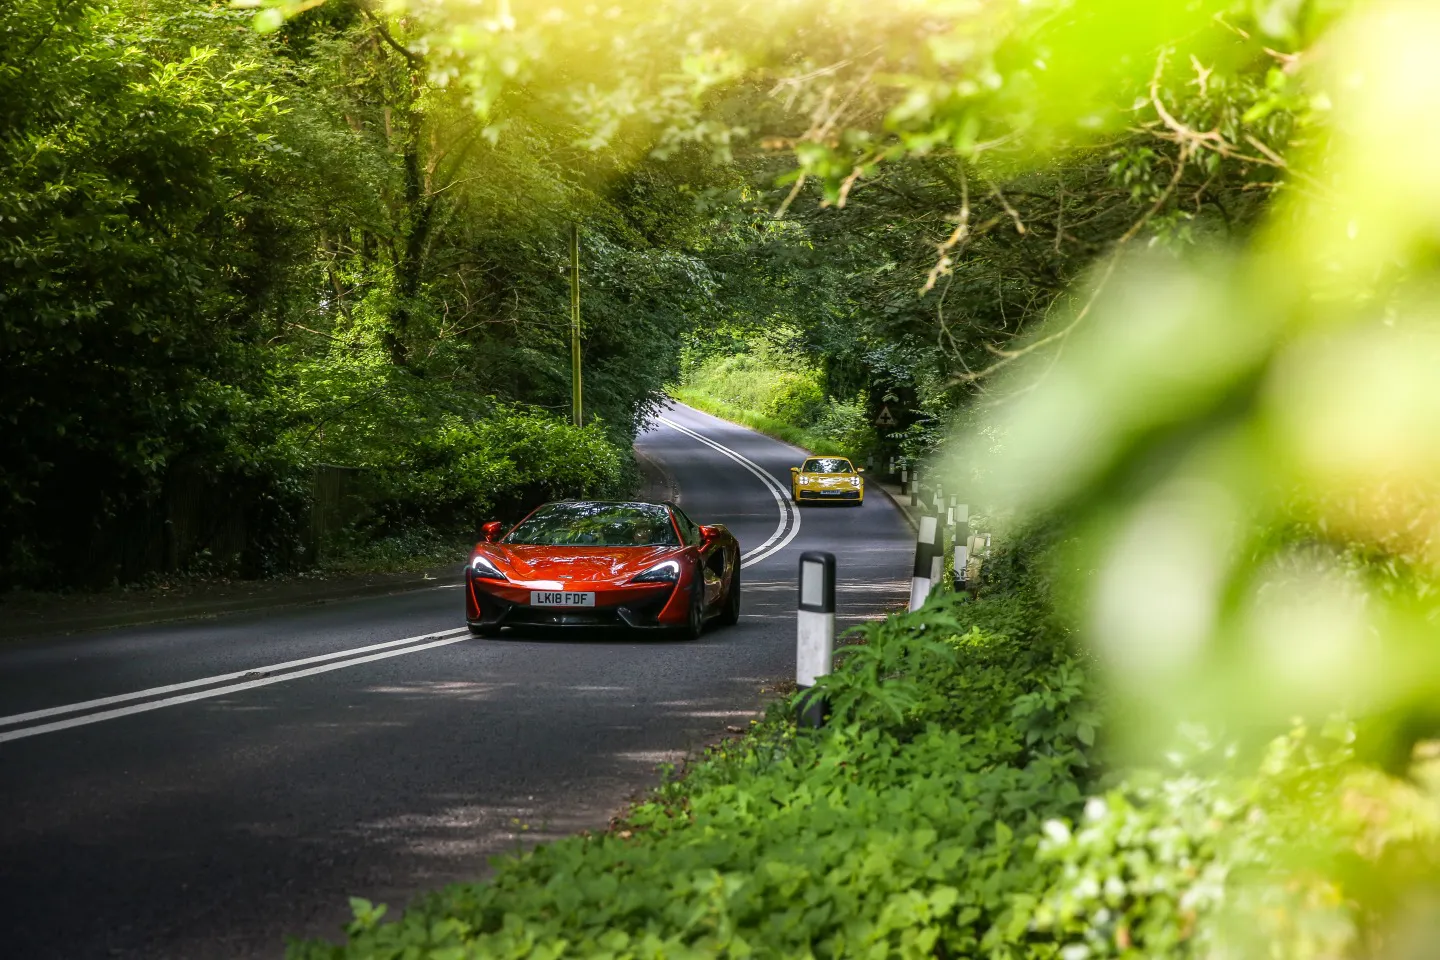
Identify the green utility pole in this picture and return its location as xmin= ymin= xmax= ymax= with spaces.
xmin=570 ymin=222 xmax=582 ymax=427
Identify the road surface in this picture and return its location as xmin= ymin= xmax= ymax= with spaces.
xmin=0 ymin=403 xmax=913 ymax=958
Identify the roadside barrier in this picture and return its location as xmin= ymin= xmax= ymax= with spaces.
xmin=908 ymin=514 xmax=939 ymax=611
xmin=795 ymin=551 xmax=836 ymax=729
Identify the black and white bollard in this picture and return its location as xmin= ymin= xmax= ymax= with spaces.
xmin=900 ymin=464 xmax=909 ymax=495
xmin=952 ymin=503 xmax=971 ymax=591
xmin=909 ymin=514 xmax=939 ymax=611
xmin=910 ymin=469 xmax=920 ymax=508
xmin=796 ymin=551 xmax=836 ymax=728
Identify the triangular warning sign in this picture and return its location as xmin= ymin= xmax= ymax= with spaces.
xmin=874 ymin=405 xmax=898 ymax=427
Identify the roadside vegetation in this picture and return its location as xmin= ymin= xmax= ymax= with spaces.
xmin=294 ymin=536 xmax=1436 ymax=959
xmin=1 ymin=0 xmax=749 ymax=587
xmin=672 ymin=338 xmax=876 ymax=460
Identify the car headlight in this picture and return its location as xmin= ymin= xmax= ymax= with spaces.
xmin=850 ymin=477 xmax=862 ymax=487
xmin=630 ymin=559 xmax=680 ymax=584
xmin=469 ymin=554 xmax=507 ymax=581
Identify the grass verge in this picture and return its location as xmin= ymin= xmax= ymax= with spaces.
xmin=669 ymin=387 xmax=854 ymax=458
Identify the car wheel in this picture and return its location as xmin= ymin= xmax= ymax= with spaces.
xmin=676 ymin=582 xmax=705 ymax=641
xmin=716 ymin=561 xmax=741 ymax=626
xmin=467 ymin=623 xmax=499 ymax=637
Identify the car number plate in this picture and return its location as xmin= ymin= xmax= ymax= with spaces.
xmin=530 ymin=590 xmax=595 ymax=607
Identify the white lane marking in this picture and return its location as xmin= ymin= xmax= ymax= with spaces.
xmin=0 ymin=634 xmax=470 ymax=745
xmin=0 ymin=627 xmax=467 ymax=730
xmin=656 ymin=414 xmax=801 ymax=569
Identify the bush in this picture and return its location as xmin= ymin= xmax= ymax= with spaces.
xmin=812 ymin=394 xmax=878 ymax=459
xmin=764 ymin=372 xmax=825 ymax=424
xmin=361 ymin=405 xmax=630 ymax=534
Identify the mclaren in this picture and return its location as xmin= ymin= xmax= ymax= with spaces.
xmin=464 ymin=500 xmax=741 ymax=639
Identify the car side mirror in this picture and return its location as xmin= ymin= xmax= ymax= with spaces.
xmin=482 ymin=520 xmax=504 ymax=543
xmin=790 ymin=466 xmax=800 ymax=473
xmin=857 ymin=466 xmax=866 ymax=473
xmin=698 ymin=524 xmax=719 ymax=545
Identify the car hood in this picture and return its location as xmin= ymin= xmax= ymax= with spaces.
xmin=479 ymin=544 xmax=681 ymax=584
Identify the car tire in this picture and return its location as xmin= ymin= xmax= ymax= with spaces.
xmin=716 ymin=561 xmax=741 ymax=626
xmin=467 ymin=623 xmax=499 ymax=637
xmin=675 ymin=582 xmax=705 ymax=641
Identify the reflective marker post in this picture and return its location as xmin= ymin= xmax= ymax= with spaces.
xmin=910 ymin=468 xmax=920 ymax=508
xmin=909 ymin=514 xmax=938 ymax=611
xmin=796 ymin=551 xmax=836 ymax=729
xmin=930 ymin=516 xmax=945 ymax=598
xmin=900 ymin=464 xmax=909 ymax=495
xmin=953 ymin=503 xmax=970 ymax=592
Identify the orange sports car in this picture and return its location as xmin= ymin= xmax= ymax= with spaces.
xmin=464 ymin=501 xmax=741 ymax=639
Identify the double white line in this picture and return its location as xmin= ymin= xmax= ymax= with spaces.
xmin=656 ymin=414 xmax=801 ymax=569
xmin=3 ymin=417 xmax=795 ymax=745
xmin=0 ymin=628 xmax=469 ymax=744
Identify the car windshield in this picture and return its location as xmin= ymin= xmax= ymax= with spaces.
xmin=802 ymin=458 xmax=853 ymax=474
xmin=503 ymin=502 xmax=680 ymax=547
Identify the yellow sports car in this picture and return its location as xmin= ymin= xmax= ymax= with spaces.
xmin=790 ymin=456 xmax=865 ymax=506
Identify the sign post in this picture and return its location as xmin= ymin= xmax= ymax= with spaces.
xmin=570 ymin=222 xmax=582 ymax=427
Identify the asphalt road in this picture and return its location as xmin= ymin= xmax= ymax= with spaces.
xmin=0 ymin=403 xmax=914 ymax=959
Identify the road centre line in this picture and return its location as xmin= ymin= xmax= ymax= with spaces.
xmin=0 ymin=633 xmax=470 ymax=745
xmin=656 ymin=414 xmax=800 ymax=569
xmin=3 ymin=418 xmax=789 ymax=744
xmin=0 ymin=627 xmax=467 ymax=732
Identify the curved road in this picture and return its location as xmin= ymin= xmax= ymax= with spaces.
xmin=0 ymin=403 xmax=913 ymax=958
